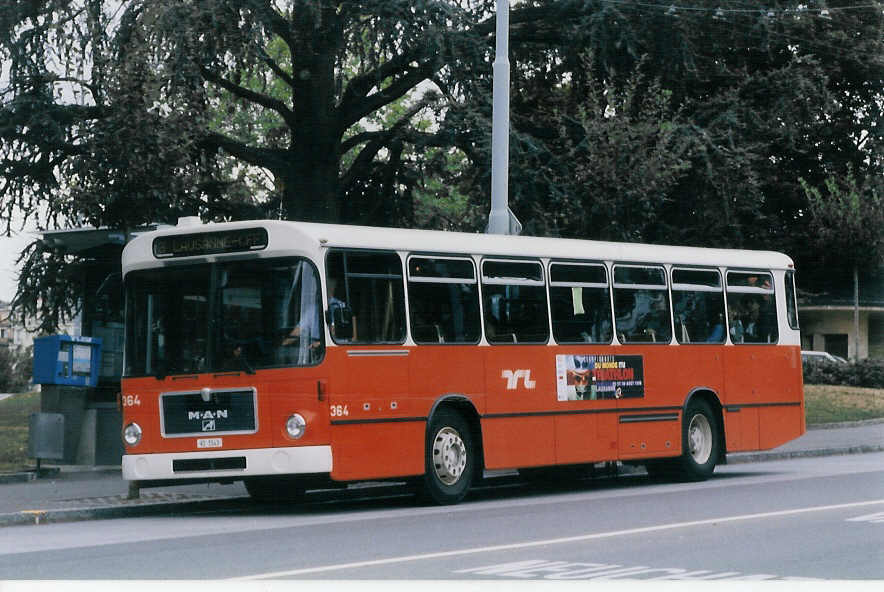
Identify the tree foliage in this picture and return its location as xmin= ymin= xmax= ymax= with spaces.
xmin=444 ymin=0 xmax=883 ymax=258
xmin=0 ymin=345 xmax=32 ymax=393
xmin=1 ymin=1 xmax=882 ymax=330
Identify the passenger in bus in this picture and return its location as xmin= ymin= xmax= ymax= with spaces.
xmin=707 ymin=314 xmax=726 ymax=342
xmin=728 ymin=303 xmax=744 ymax=343
xmin=280 ymin=310 xmax=322 ymax=361
xmin=743 ymin=299 xmax=762 ymax=341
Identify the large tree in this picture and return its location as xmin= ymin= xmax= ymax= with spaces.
xmin=1 ymin=0 xmax=499 ymax=230
xmin=2 ymin=1 xmax=882 ymax=332
xmin=1 ymin=0 xmax=498 ymax=330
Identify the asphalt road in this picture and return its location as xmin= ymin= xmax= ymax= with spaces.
xmin=3 ymin=452 xmax=882 ymax=580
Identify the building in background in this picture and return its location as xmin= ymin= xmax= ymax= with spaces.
xmin=0 ymin=300 xmax=36 ymax=350
xmin=797 ymin=265 xmax=884 ymax=360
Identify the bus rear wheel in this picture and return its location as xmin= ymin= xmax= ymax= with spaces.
xmin=646 ymin=399 xmax=720 ymax=481
xmin=244 ymin=476 xmax=305 ymax=503
xmin=421 ymin=408 xmax=474 ymax=505
xmin=678 ymin=399 xmax=720 ymax=480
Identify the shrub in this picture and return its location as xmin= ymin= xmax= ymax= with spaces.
xmin=803 ymin=358 xmax=884 ymax=388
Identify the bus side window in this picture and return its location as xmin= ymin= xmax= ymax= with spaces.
xmin=407 ymin=256 xmax=480 ymax=344
xmin=613 ymin=265 xmax=671 ymax=344
xmin=326 ymin=250 xmax=406 ymax=344
xmin=549 ymin=262 xmax=612 ymax=344
xmin=726 ymin=271 xmax=778 ymax=344
xmin=481 ymin=260 xmax=549 ymax=344
xmin=671 ymin=268 xmax=725 ymax=344
xmin=785 ymin=270 xmax=799 ymax=330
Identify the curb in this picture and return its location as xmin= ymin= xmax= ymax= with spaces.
xmin=807 ymin=418 xmax=884 ymax=430
xmin=727 ymin=444 xmax=884 ymax=464
xmin=0 ymin=472 xmax=36 ymax=485
xmin=0 ymin=495 xmax=247 ymax=527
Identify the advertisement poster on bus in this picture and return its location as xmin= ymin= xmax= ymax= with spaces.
xmin=556 ymin=354 xmax=644 ymax=401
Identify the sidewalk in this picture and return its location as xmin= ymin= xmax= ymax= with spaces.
xmin=1 ymin=420 xmax=881 ymax=527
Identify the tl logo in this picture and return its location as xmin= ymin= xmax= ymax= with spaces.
xmin=502 ymin=369 xmax=536 ymax=390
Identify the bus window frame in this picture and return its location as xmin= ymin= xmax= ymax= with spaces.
xmin=324 ymin=248 xmax=407 ymax=346
xmin=725 ymin=269 xmax=779 ymax=345
xmin=670 ymin=266 xmax=726 ymax=345
xmin=612 ymin=263 xmax=673 ymax=345
xmin=122 ymin=256 xmax=326 ymax=378
xmin=548 ymin=260 xmax=614 ymax=345
xmin=406 ymin=254 xmax=481 ymax=345
xmin=480 ymin=257 xmax=550 ymax=345
xmin=785 ymin=270 xmax=799 ymax=330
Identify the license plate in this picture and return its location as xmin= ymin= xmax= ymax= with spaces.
xmin=197 ymin=438 xmax=223 ymax=449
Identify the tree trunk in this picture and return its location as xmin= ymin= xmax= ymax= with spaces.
xmin=281 ymin=143 xmax=340 ymax=223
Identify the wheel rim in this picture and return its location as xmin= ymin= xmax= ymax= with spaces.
xmin=688 ymin=413 xmax=713 ymax=465
xmin=432 ymin=426 xmax=467 ymax=486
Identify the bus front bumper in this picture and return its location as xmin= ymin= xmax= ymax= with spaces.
xmin=122 ymin=446 xmax=333 ymax=481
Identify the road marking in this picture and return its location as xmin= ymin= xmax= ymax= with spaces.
xmin=455 ymin=559 xmax=811 ymax=580
xmin=846 ymin=510 xmax=884 ymax=523
xmin=231 ymin=498 xmax=884 ymax=580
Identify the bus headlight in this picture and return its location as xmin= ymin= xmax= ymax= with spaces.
xmin=123 ymin=422 xmax=143 ymax=447
xmin=286 ymin=414 xmax=306 ymax=439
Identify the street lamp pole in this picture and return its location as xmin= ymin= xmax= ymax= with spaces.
xmin=486 ymin=0 xmax=521 ymax=236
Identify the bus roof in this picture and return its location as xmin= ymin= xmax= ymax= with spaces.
xmin=122 ymin=219 xmax=795 ymax=273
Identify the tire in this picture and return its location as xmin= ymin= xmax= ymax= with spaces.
xmin=421 ymin=408 xmax=474 ymax=505
xmin=674 ymin=399 xmax=720 ymax=481
xmin=244 ymin=476 xmax=305 ymax=504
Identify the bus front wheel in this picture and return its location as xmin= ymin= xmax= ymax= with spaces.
xmin=421 ymin=408 xmax=474 ymax=505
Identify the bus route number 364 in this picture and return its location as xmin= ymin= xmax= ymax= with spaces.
xmin=330 ymin=405 xmax=349 ymax=417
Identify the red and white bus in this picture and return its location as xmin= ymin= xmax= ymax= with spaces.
xmin=120 ymin=219 xmax=804 ymax=504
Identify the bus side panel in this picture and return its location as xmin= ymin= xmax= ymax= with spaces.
xmin=555 ymin=412 xmax=618 ymax=465
xmin=407 ymin=346 xmax=486 ymax=413
xmin=481 ymin=417 xmax=557 ymax=469
xmin=723 ymin=407 xmax=744 ymax=451
xmin=481 ymin=346 xmax=557 ymax=469
xmin=617 ymin=419 xmax=681 ymax=459
xmin=724 ymin=345 xmax=802 ymax=452
xmin=327 ymin=347 xmax=424 ymax=481
xmin=759 ymin=405 xmax=804 ymax=450
xmin=759 ymin=345 xmax=805 ymax=449
xmin=329 ymin=422 xmax=425 ymax=481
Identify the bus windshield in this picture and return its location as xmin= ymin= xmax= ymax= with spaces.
xmin=124 ymin=258 xmax=323 ymax=377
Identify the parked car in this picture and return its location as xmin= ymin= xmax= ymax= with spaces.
xmin=801 ymin=350 xmax=848 ymax=364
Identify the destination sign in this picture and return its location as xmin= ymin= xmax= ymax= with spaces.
xmin=153 ymin=228 xmax=268 ymax=258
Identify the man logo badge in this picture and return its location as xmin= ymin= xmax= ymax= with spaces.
xmin=202 ymin=419 xmax=216 ymax=431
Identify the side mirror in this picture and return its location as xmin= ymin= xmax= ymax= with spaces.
xmin=326 ymin=305 xmax=354 ymax=340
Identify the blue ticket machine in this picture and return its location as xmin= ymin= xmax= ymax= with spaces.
xmin=33 ymin=335 xmax=103 ymax=387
